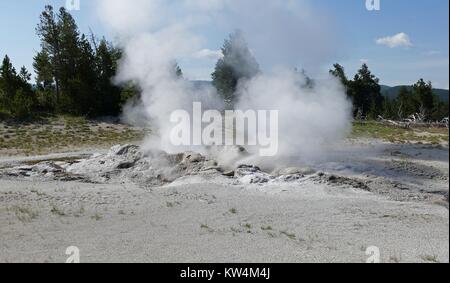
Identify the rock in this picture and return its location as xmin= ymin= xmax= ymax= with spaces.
xmin=239 ymin=173 xmax=271 ymax=184
xmin=235 ymin=165 xmax=272 ymax=184
xmin=235 ymin=165 xmax=262 ymax=177
xmin=112 ymin=144 xmax=140 ymax=156
xmin=276 ymin=167 xmax=316 ymax=176
xmin=203 ymin=160 xmax=218 ymax=168
xmin=182 ymin=152 xmax=205 ymax=164
xmin=16 ymin=166 xmax=33 ymax=172
xmin=327 ymin=175 xmax=370 ymax=191
xmin=236 ymin=146 xmax=247 ymax=153
xmin=68 ymin=144 xmax=143 ymax=173
xmin=328 ymin=175 xmax=337 ymax=182
xmin=2 ymin=161 xmax=74 ymax=180
xmin=237 ymin=164 xmax=261 ymax=170
xmin=201 ymin=166 xmax=222 ymax=173
xmin=276 ymin=174 xmax=303 ymax=182
xmin=222 ymin=170 xmax=235 ymax=177
xmin=32 ymin=162 xmax=64 ymax=174
xmin=116 ymin=161 xmax=137 ymax=169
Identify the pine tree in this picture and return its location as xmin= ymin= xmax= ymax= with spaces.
xmin=431 ymin=98 xmax=449 ymax=122
xmin=94 ymin=39 xmax=122 ymax=115
xmin=212 ymin=31 xmax=260 ymax=107
xmin=396 ymin=86 xmax=417 ymax=119
xmin=412 ymin=79 xmax=434 ymax=120
xmin=11 ymin=88 xmax=33 ymax=118
xmin=381 ymin=96 xmax=395 ymax=119
xmin=33 ymin=51 xmax=53 ymax=87
xmin=352 ymin=64 xmax=382 ymax=119
xmin=57 ymin=7 xmax=82 ymax=111
xmin=75 ymin=34 xmax=98 ymax=114
xmin=37 ymin=5 xmax=85 ymax=113
xmin=329 ymin=63 xmax=352 ymax=100
xmin=329 ymin=63 xmax=348 ymax=85
xmin=0 ymin=56 xmax=34 ymax=118
xmin=19 ymin=66 xmax=32 ymax=83
xmin=0 ymin=55 xmax=18 ymax=110
xmin=172 ymin=62 xmax=183 ymax=78
xmin=36 ymin=5 xmax=62 ymax=104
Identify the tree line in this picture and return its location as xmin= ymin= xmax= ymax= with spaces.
xmin=329 ymin=64 xmax=448 ymax=122
xmin=0 ymin=5 xmax=135 ymax=119
xmin=1 ymin=6 xmax=448 ymax=122
xmin=212 ymin=31 xmax=448 ymax=122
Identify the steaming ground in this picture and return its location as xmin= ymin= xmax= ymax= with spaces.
xmin=0 ymin=139 xmax=448 ymax=263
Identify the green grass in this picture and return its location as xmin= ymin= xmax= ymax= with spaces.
xmin=420 ymin=254 xmax=439 ymax=263
xmin=200 ymin=224 xmax=214 ymax=233
xmin=351 ymin=121 xmax=449 ymax=144
xmin=242 ymin=223 xmax=252 ymax=230
xmin=261 ymin=226 xmax=273 ymax=231
xmin=91 ymin=213 xmax=102 ymax=221
xmin=280 ymin=231 xmax=296 ymax=240
xmin=0 ymin=115 xmax=146 ymax=156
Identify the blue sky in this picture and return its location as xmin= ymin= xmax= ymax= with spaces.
xmin=0 ymin=0 xmax=448 ymax=88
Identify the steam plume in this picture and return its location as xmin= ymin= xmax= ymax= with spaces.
xmin=95 ymin=0 xmax=352 ymax=168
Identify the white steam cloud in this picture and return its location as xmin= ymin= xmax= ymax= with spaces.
xmin=95 ymin=0 xmax=352 ymax=168
xmin=235 ymin=70 xmax=352 ymax=167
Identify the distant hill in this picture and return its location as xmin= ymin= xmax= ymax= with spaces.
xmin=381 ymin=85 xmax=449 ymax=103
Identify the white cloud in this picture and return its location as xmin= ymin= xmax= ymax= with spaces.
xmin=192 ymin=49 xmax=223 ymax=60
xmin=376 ymin=33 xmax=413 ymax=48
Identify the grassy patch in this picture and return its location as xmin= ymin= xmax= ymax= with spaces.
xmin=9 ymin=205 xmax=39 ymax=222
xmin=0 ymin=115 xmax=146 ymax=156
xmin=351 ymin=121 xmax=449 ymax=144
xmin=420 ymin=254 xmax=439 ymax=263
xmin=242 ymin=223 xmax=252 ymax=230
xmin=280 ymin=231 xmax=296 ymax=240
xmin=50 ymin=205 xmax=66 ymax=216
xmin=261 ymin=226 xmax=273 ymax=231
xmin=91 ymin=213 xmax=102 ymax=221
xmin=200 ymin=224 xmax=214 ymax=233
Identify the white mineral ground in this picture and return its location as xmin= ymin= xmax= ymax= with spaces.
xmin=0 ymin=139 xmax=448 ymax=263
